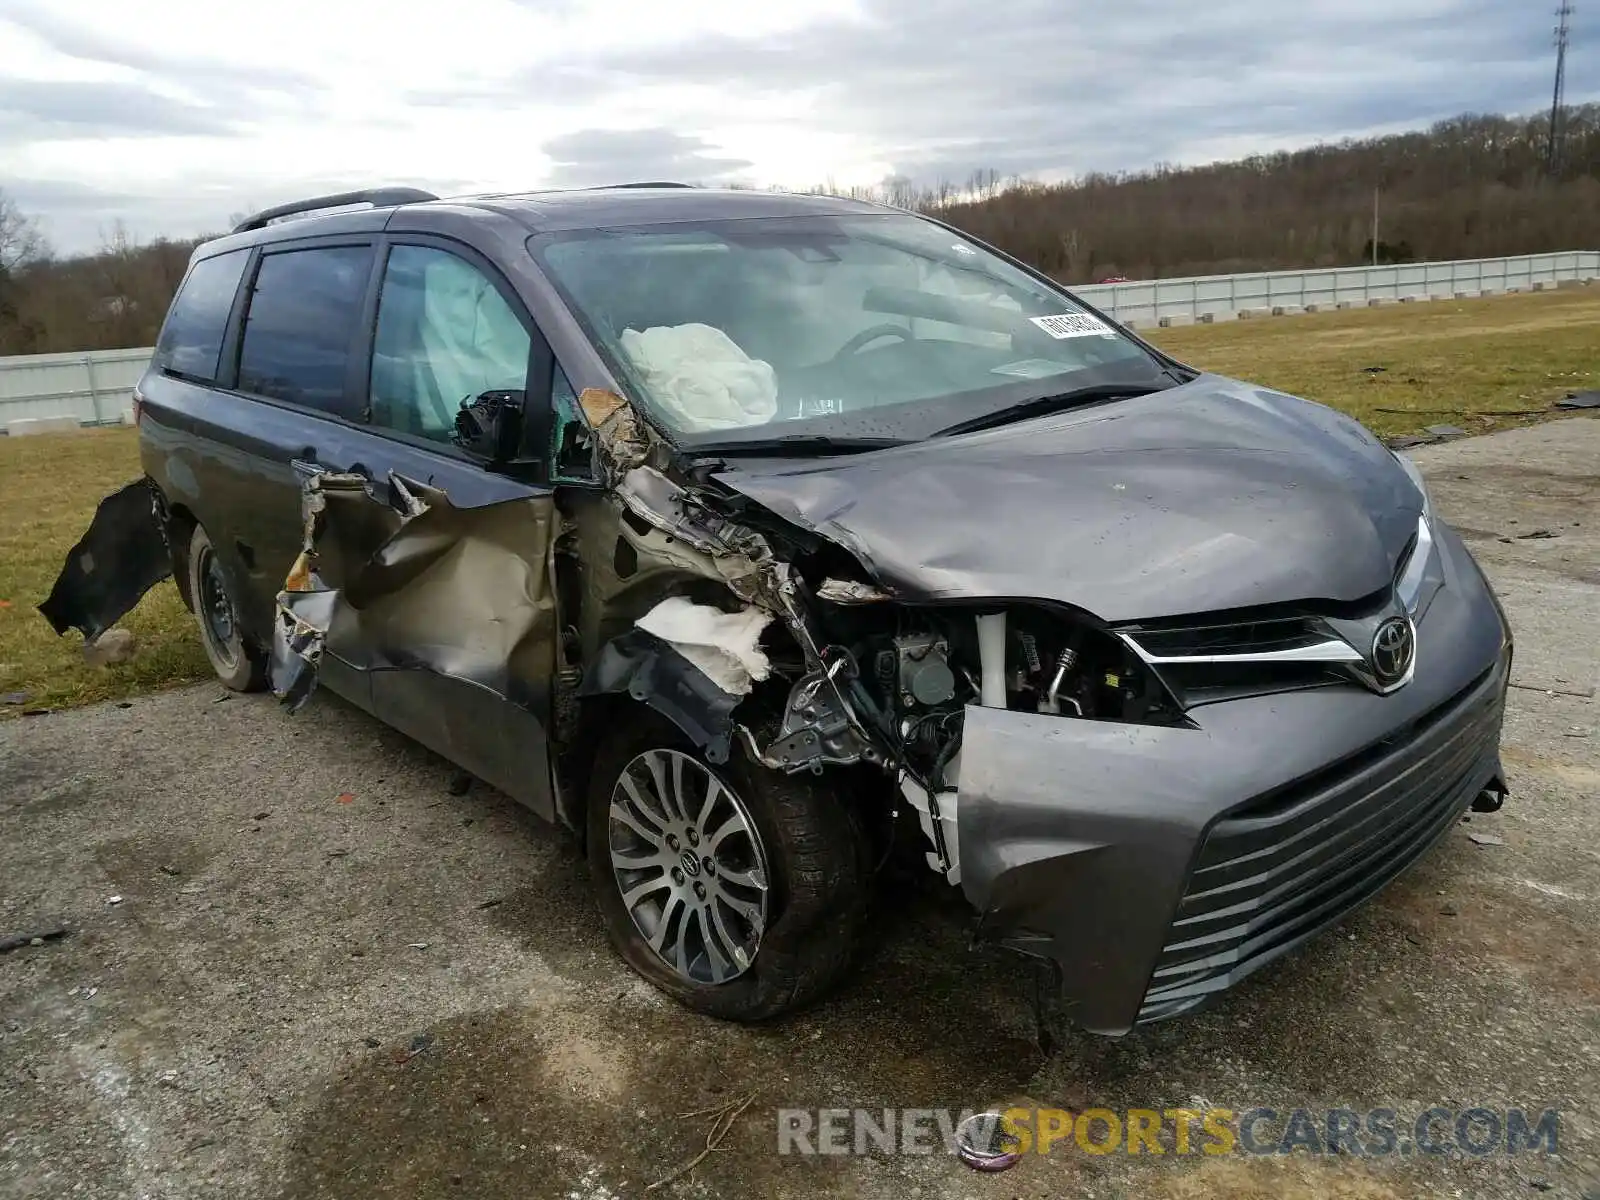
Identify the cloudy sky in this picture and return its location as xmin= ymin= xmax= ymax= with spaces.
xmin=0 ymin=0 xmax=1588 ymax=254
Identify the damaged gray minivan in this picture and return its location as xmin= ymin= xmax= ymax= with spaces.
xmin=43 ymin=185 xmax=1512 ymax=1034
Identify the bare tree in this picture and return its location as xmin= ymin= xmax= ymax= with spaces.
xmin=0 ymin=189 xmax=49 ymax=271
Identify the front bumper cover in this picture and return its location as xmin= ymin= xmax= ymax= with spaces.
xmin=956 ymin=523 xmax=1510 ymax=1035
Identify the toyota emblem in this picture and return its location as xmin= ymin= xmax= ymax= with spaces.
xmin=1370 ymin=617 xmax=1415 ymax=686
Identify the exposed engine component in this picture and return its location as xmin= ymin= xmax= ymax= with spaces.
xmin=1039 ymin=646 xmax=1082 ymax=716
xmin=893 ymin=632 xmax=957 ymax=708
xmin=754 ymin=656 xmax=881 ymax=775
xmin=1018 ymin=630 xmax=1041 ymax=675
xmin=901 ymin=763 xmax=961 ymax=885
xmin=975 ymin=612 xmax=1008 ymax=707
xmin=733 ymin=573 xmax=1178 ymax=883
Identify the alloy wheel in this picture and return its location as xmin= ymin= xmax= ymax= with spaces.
xmin=607 ymin=748 xmax=770 ymax=984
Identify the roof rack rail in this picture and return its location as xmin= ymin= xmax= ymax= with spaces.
xmin=232 ymin=187 xmax=439 ymax=233
xmin=605 ymin=181 xmax=695 ymax=189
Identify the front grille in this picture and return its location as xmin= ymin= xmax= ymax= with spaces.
xmin=1129 ymin=616 xmax=1331 ymax=658
xmin=1138 ymin=666 xmax=1505 ymax=1022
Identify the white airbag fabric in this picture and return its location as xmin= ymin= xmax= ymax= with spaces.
xmin=635 ymin=597 xmax=773 ymax=695
xmin=619 ymin=323 xmax=778 ymax=432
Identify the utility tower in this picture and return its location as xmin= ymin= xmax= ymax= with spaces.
xmin=1548 ymin=1 xmax=1573 ymax=175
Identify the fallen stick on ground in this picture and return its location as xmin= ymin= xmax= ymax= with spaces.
xmin=0 ymin=925 xmax=68 ymax=954
xmin=649 ymin=1091 xmax=758 ymax=1192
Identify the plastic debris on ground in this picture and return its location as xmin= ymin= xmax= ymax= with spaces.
xmin=953 ymin=1112 xmax=1023 ymax=1172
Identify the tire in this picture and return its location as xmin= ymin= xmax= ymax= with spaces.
xmin=586 ymin=710 xmax=870 ymax=1021
xmin=186 ymin=524 xmax=267 ymax=693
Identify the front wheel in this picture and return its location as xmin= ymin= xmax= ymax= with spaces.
xmin=186 ymin=524 xmax=266 ymax=692
xmin=586 ymin=713 xmax=869 ymax=1020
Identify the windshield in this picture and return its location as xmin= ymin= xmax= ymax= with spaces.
xmin=533 ymin=214 xmax=1168 ymax=446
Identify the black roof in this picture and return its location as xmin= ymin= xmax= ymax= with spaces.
xmin=451 ymin=187 xmax=892 ymax=232
xmin=224 ymin=184 xmax=895 ymax=244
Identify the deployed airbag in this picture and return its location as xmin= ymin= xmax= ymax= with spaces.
xmin=634 ymin=596 xmax=773 ymax=695
xmin=619 ymin=323 xmax=778 ymax=431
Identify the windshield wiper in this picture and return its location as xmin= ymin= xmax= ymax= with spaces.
xmin=930 ymin=383 xmax=1167 ymax=439
xmin=688 ymin=434 xmax=909 ymax=457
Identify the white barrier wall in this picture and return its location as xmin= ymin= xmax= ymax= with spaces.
xmin=1074 ymin=251 xmax=1600 ymax=327
xmin=2 ymin=250 xmax=1597 ymax=431
xmin=0 ymin=347 xmax=153 ymax=430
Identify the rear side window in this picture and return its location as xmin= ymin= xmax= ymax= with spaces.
xmin=237 ymin=245 xmax=373 ymax=411
xmin=154 ymin=250 xmax=248 ymax=380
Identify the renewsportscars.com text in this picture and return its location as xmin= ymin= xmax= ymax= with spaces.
xmin=776 ymin=1106 xmax=1560 ymax=1158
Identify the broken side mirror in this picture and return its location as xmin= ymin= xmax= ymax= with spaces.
xmin=452 ymin=389 xmax=525 ymax=464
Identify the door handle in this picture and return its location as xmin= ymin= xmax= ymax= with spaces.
xmin=292 ymin=457 xmax=371 ymax=481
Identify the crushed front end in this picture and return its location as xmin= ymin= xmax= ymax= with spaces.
xmin=952 ymin=519 xmax=1510 ymax=1033
xmin=685 ymin=460 xmax=1510 ymax=1035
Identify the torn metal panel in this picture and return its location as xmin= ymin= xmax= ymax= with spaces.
xmin=271 ymin=588 xmax=338 ymax=712
xmin=39 ymin=479 xmax=173 ymax=642
xmin=270 ymin=468 xmax=559 ymax=815
xmin=581 ymin=629 xmax=742 ymax=764
xmin=615 ymin=466 xmax=776 ymax=605
xmin=273 ymin=471 xmax=555 ymax=687
xmin=561 ymin=489 xmax=727 ymax=659
xmin=815 ymin=578 xmax=893 ymax=605
xmin=579 ymin=387 xmax=649 ymax=475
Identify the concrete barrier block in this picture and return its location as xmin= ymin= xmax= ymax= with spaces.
xmin=1480 ymin=287 xmax=1502 ymax=297
xmin=1556 ymin=279 xmax=1583 ymax=290
xmin=1368 ymin=297 xmax=1396 ymax=307
xmin=1303 ymin=303 xmax=1324 ymax=313
xmin=1121 ymin=316 xmax=1152 ymax=330
xmin=120 ymin=408 xmax=137 ymax=425
xmin=1271 ymin=304 xmax=1304 ymax=316
xmin=1504 ymin=286 xmax=1522 ymax=294
xmin=1158 ymin=314 xmax=1194 ymax=328
xmin=1335 ymin=301 xmax=1356 ymax=310
xmin=1199 ymin=310 xmax=1236 ymax=323
xmin=1453 ymin=291 xmax=1479 ymax=300
xmin=1533 ymin=280 xmax=1556 ymax=292
xmin=6 ymin=415 xmax=83 ymax=437
xmin=1399 ymin=294 xmax=1424 ymax=303
xmin=1237 ymin=307 xmax=1273 ymax=319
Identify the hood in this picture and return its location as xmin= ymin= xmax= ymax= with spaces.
xmin=710 ymin=375 xmax=1422 ymax=623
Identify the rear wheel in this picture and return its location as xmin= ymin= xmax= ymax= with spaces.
xmin=187 ymin=524 xmax=266 ymax=692
xmin=586 ymin=712 xmax=869 ymax=1020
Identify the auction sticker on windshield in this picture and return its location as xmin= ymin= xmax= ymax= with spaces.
xmin=1029 ymin=313 xmax=1117 ymax=339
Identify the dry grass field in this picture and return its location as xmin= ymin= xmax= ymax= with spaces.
xmin=1148 ymin=286 xmax=1599 ymax=437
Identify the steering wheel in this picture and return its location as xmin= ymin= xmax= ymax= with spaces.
xmin=831 ymin=324 xmax=914 ymax=361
